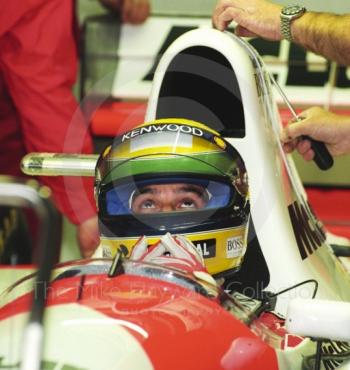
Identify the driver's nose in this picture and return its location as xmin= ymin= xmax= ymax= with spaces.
xmin=160 ymin=203 xmax=174 ymax=212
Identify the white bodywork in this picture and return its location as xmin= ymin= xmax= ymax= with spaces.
xmin=110 ymin=16 xmax=350 ymax=106
xmin=0 ymin=305 xmax=153 ymax=370
xmin=286 ymin=298 xmax=350 ymax=341
xmin=144 ymin=28 xmax=350 ymax=314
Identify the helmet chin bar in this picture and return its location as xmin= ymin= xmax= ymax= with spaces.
xmin=98 ymin=206 xmax=249 ymax=277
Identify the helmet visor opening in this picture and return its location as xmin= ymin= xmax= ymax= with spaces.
xmin=102 ymin=177 xmax=233 ymax=216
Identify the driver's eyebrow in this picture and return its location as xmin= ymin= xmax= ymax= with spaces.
xmin=135 ymin=186 xmax=155 ymax=196
xmin=177 ymin=185 xmax=206 ymax=198
xmin=133 ymin=184 xmax=206 ymax=197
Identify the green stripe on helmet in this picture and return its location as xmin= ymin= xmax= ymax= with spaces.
xmin=102 ymin=152 xmax=237 ymax=184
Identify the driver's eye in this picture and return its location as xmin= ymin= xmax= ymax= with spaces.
xmin=178 ymin=199 xmax=196 ymax=209
xmin=140 ymin=200 xmax=156 ymax=209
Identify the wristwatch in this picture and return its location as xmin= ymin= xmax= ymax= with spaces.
xmin=280 ymin=5 xmax=306 ymax=42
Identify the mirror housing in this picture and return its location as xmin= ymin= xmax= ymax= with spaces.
xmin=286 ymin=298 xmax=350 ymax=341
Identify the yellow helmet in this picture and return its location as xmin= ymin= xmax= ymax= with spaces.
xmin=95 ymin=118 xmax=249 ymax=278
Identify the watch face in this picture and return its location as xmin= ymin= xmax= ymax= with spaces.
xmin=282 ymin=5 xmax=304 ymax=16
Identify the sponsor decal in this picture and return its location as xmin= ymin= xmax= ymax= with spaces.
xmin=288 ymin=201 xmax=326 ymax=260
xmin=121 ymin=124 xmax=204 ymax=142
xmin=114 ymin=22 xmax=350 ymax=104
xmin=192 ymin=238 xmax=216 ymax=258
xmin=301 ymin=341 xmax=350 ymax=370
xmin=321 ymin=341 xmax=350 ymax=370
xmin=226 ymin=236 xmax=244 ymax=258
xmin=143 ymin=25 xmax=197 ymax=81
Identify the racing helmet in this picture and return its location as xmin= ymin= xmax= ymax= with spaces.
xmin=95 ymin=118 xmax=250 ymax=278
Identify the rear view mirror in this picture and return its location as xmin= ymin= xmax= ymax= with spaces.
xmin=286 ymin=298 xmax=350 ymax=341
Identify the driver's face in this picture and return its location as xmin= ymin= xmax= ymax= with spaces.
xmin=131 ymin=183 xmax=208 ymax=214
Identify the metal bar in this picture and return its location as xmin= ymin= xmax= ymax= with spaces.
xmin=21 ymin=153 xmax=98 ymax=177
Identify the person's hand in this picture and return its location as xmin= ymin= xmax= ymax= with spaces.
xmin=76 ymin=216 xmax=100 ymax=258
xmin=130 ymin=233 xmax=217 ymax=287
xmin=212 ymin=0 xmax=282 ymax=40
xmin=130 ymin=233 xmax=206 ymax=272
xmin=99 ymin=0 xmax=150 ymax=24
xmin=281 ymin=107 xmax=350 ymax=161
xmin=129 ymin=234 xmax=218 ymax=297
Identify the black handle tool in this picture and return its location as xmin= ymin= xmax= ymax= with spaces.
xmin=270 ymin=75 xmax=334 ymax=170
xmin=300 ymin=135 xmax=334 ymax=170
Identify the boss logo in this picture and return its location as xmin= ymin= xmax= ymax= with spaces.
xmin=226 ymin=236 xmax=244 ymax=258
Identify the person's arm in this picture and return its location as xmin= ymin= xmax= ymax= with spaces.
xmin=212 ymin=0 xmax=350 ymax=65
xmin=292 ymin=12 xmax=350 ymax=66
xmin=98 ymin=0 xmax=150 ymax=24
xmin=77 ymin=216 xmax=100 ymax=258
xmin=0 ymin=0 xmax=46 ymax=37
xmin=0 ymin=0 xmax=99 ymax=256
xmin=281 ymin=107 xmax=350 ymax=160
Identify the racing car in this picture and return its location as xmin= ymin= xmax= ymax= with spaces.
xmin=1 ymin=28 xmax=350 ymax=370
